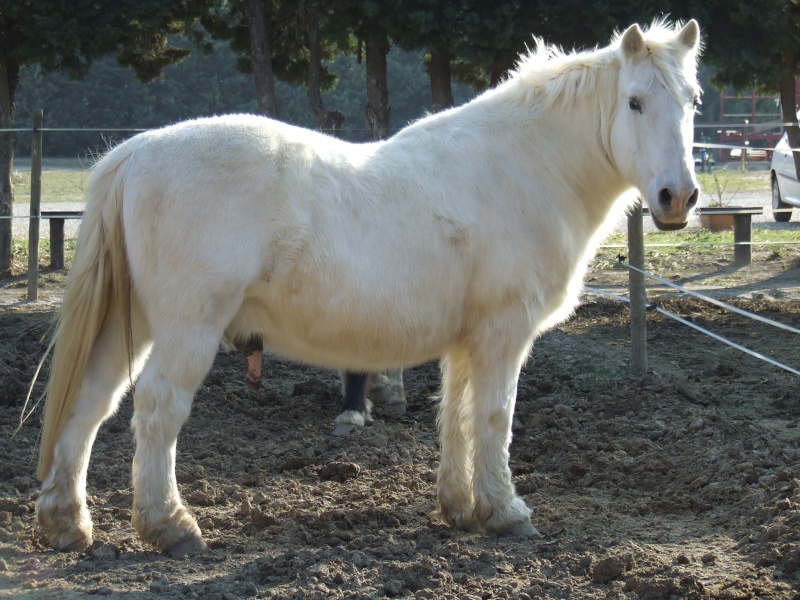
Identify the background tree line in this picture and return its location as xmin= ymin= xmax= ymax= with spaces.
xmin=11 ymin=41 xmax=477 ymax=157
xmin=2 ymin=0 xmax=800 ymax=271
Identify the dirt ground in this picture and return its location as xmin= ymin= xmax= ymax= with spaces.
xmin=2 ymin=241 xmax=800 ymax=599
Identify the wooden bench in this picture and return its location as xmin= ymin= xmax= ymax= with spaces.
xmin=41 ymin=210 xmax=83 ymax=269
xmin=642 ymin=206 xmax=763 ymax=266
xmin=696 ymin=207 xmax=763 ymax=266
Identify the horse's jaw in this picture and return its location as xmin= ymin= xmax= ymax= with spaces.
xmin=650 ymin=214 xmax=688 ymax=231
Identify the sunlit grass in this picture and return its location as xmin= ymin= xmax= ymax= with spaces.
xmin=10 ymin=238 xmax=77 ymax=276
xmin=696 ymin=165 xmax=770 ymax=205
xmin=12 ymin=168 xmax=90 ymax=204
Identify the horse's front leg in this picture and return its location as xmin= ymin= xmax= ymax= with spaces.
xmin=131 ymin=325 xmax=220 ymax=556
xmin=332 ymin=372 xmax=372 ymax=436
xmin=467 ymin=329 xmax=540 ymax=537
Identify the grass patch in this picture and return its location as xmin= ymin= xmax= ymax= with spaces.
xmin=9 ymin=238 xmax=77 ymax=276
xmin=594 ymin=227 xmax=800 ymax=272
xmin=12 ymin=169 xmax=90 ymax=204
xmin=696 ymin=166 xmax=770 ymax=205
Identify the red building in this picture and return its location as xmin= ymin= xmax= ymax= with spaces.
xmin=715 ymin=81 xmax=800 ymax=162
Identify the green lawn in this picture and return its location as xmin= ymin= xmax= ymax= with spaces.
xmin=12 ymin=167 xmax=90 ymax=204
xmin=696 ymin=165 xmax=770 ymax=204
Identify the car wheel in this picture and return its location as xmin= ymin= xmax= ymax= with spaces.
xmin=772 ymin=174 xmax=792 ymax=222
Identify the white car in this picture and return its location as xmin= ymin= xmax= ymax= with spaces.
xmin=770 ymin=132 xmax=800 ymax=222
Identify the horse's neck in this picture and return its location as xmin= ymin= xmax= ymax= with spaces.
xmin=480 ymin=75 xmax=628 ymax=230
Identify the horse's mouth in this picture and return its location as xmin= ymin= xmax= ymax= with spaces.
xmin=651 ymin=215 xmax=688 ymax=231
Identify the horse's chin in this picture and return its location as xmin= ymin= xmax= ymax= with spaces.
xmin=650 ymin=215 xmax=688 ymax=231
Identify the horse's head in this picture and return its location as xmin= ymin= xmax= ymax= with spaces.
xmin=611 ymin=20 xmax=701 ymax=231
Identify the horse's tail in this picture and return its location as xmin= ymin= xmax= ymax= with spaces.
xmin=35 ymin=145 xmax=135 ymax=481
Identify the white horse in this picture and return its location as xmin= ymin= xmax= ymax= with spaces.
xmin=33 ymin=20 xmax=701 ymax=556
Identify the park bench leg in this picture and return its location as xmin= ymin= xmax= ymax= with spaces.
xmin=50 ymin=218 xmax=65 ymax=269
xmin=733 ymin=215 xmax=752 ymax=267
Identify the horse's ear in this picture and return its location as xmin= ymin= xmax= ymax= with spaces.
xmin=677 ymin=19 xmax=700 ymax=52
xmin=620 ymin=24 xmax=647 ymax=61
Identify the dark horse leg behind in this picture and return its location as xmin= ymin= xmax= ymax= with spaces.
xmin=236 ymin=335 xmax=400 ymax=435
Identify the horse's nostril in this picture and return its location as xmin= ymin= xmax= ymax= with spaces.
xmin=658 ymin=188 xmax=672 ymax=208
xmin=687 ymin=188 xmax=699 ymax=208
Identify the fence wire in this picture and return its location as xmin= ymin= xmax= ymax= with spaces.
xmin=584 ymin=258 xmax=800 ymax=378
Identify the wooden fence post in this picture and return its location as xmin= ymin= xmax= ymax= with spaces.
xmin=26 ymin=109 xmax=43 ymax=302
xmin=627 ymin=202 xmax=647 ymax=374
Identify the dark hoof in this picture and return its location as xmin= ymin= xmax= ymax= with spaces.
xmin=164 ymin=537 xmax=207 ymax=558
xmin=382 ymin=401 xmax=407 ymax=416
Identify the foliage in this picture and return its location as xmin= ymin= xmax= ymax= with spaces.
xmin=0 ymin=0 xmax=213 ymax=270
xmin=686 ymin=0 xmax=798 ymax=94
xmin=11 ymin=43 xmax=477 ymax=157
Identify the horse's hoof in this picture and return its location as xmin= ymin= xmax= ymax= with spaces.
xmin=40 ymin=523 xmax=93 ymax=553
xmin=53 ymin=531 xmax=93 ymax=553
xmin=332 ymin=421 xmax=358 ymax=436
xmin=164 ymin=536 xmax=208 ymax=558
xmin=491 ymin=520 xmax=542 ymax=538
xmin=37 ymin=495 xmax=94 ymax=552
xmin=332 ymin=410 xmax=367 ymax=436
xmin=381 ymin=401 xmax=407 ymax=416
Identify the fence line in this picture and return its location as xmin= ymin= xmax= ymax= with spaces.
xmin=622 ymin=262 xmax=800 ymax=335
xmin=583 ymin=285 xmax=800 ymax=377
xmin=598 ymin=240 xmax=800 ymax=249
xmin=4 ymin=122 xmax=800 ymax=151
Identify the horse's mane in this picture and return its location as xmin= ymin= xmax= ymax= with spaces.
xmin=509 ymin=19 xmax=699 ymax=110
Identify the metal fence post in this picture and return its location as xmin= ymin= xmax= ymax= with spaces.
xmin=627 ymin=202 xmax=647 ymax=373
xmin=26 ymin=109 xmax=43 ymax=302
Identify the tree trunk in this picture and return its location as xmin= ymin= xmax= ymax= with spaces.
xmin=364 ymin=33 xmax=390 ymax=141
xmin=0 ymin=50 xmax=17 ymax=273
xmin=778 ymin=55 xmax=800 ymax=182
xmin=489 ymin=52 xmax=515 ymax=87
xmin=429 ymin=48 xmax=453 ymax=113
xmin=306 ymin=12 xmax=344 ymax=136
xmin=489 ymin=63 xmax=506 ymax=88
xmin=245 ymin=0 xmax=280 ymax=118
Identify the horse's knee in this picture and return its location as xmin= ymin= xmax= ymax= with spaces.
xmin=132 ymin=373 xmax=194 ymax=443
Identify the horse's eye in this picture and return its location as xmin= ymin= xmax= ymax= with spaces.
xmin=628 ymin=97 xmax=642 ymax=113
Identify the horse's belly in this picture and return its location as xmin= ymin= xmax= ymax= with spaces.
xmin=232 ymin=281 xmax=462 ymax=371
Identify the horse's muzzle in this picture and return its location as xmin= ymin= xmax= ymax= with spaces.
xmin=649 ymin=183 xmax=699 ymax=230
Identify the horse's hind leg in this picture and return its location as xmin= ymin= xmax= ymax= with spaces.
xmin=37 ymin=308 xmax=149 ymax=552
xmin=436 ymin=349 xmax=476 ymax=530
xmin=130 ymin=324 xmax=221 ymax=556
xmin=332 ymin=372 xmax=372 ymax=436
xmin=368 ymin=368 xmax=406 ymax=414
